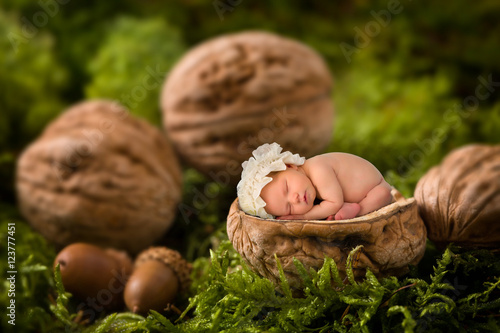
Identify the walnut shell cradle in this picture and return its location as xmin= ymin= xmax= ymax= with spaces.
xmin=227 ymin=190 xmax=426 ymax=290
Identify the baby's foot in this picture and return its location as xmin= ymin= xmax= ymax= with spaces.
xmin=334 ymin=203 xmax=361 ymax=220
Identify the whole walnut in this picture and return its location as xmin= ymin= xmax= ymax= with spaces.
xmin=227 ymin=190 xmax=426 ymax=291
xmin=162 ymin=31 xmax=333 ymax=183
xmin=16 ymin=100 xmax=182 ymax=254
xmin=415 ymin=144 xmax=500 ymax=249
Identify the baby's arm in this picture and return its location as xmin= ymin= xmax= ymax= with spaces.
xmin=302 ymin=198 xmax=343 ymax=220
xmin=278 ymin=163 xmax=344 ymax=220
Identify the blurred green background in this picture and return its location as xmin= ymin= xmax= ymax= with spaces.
xmin=1 ymin=0 xmax=499 ymax=331
xmin=1 ymin=0 xmax=499 ymax=202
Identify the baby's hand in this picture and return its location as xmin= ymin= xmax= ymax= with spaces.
xmin=276 ymin=214 xmax=306 ymax=220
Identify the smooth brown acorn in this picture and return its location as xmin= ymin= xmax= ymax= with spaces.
xmin=54 ymin=242 xmax=133 ymax=311
xmin=124 ymin=247 xmax=192 ymax=315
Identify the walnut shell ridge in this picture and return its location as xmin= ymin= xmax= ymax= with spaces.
xmin=415 ymin=144 xmax=500 ymax=249
xmin=227 ymin=190 xmax=426 ymax=290
xmin=16 ymin=100 xmax=182 ymax=254
xmin=162 ymin=30 xmax=334 ymax=183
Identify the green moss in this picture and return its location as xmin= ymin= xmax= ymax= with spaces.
xmin=85 ymin=16 xmax=186 ymax=125
xmin=0 ymin=10 xmax=68 ymax=201
xmin=330 ymin=55 xmax=500 ymax=197
xmin=1 ymin=169 xmax=499 ymax=332
xmin=0 ymin=206 xmax=57 ymax=332
xmin=1 ymin=1 xmax=500 ymax=331
xmin=0 ymin=10 xmax=67 ymax=147
xmin=46 ymin=241 xmax=499 ymax=332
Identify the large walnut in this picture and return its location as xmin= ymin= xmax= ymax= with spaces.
xmin=415 ymin=144 xmax=500 ymax=248
xmin=162 ymin=31 xmax=333 ymax=183
xmin=16 ymin=100 xmax=182 ymax=254
xmin=227 ymin=190 xmax=426 ymax=291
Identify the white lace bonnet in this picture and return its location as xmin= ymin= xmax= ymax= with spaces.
xmin=237 ymin=142 xmax=305 ymax=219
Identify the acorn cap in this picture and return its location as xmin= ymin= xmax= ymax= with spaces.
xmin=135 ymin=247 xmax=192 ymax=293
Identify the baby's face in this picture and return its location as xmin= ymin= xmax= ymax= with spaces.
xmin=260 ymin=167 xmax=315 ymax=217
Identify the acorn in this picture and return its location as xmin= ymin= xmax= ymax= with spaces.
xmin=53 ymin=243 xmax=133 ymax=311
xmin=124 ymin=247 xmax=192 ymax=314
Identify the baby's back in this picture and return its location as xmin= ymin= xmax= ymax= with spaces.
xmin=307 ymin=153 xmax=384 ymax=203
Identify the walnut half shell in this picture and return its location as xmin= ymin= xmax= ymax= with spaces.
xmin=227 ymin=190 xmax=426 ymax=290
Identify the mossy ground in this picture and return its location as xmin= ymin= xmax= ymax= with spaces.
xmin=1 ymin=177 xmax=499 ymax=332
xmin=1 ymin=1 xmax=500 ymax=332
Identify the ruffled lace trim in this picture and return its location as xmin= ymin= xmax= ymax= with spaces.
xmin=237 ymin=143 xmax=305 ymax=218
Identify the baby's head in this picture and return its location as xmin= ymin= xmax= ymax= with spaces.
xmin=237 ymin=143 xmax=313 ymax=218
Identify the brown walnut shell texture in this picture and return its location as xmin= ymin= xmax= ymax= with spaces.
xmin=16 ymin=100 xmax=182 ymax=254
xmin=162 ymin=31 xmax=333 ymax=183
xmin=415 ymin=144 xmax=500 ymax=248
xmin=227 ymin=190 xmax=427 ymax=290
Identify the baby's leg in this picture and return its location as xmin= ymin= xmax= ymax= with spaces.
xmin=326 ymin=203 xmax=361 ymax=220
xmin=357 ymin=180 xmax=393 ymax=216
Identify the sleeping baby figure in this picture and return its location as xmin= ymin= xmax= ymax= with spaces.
xmin=237 ymin=143 xmax=393 ymax=220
